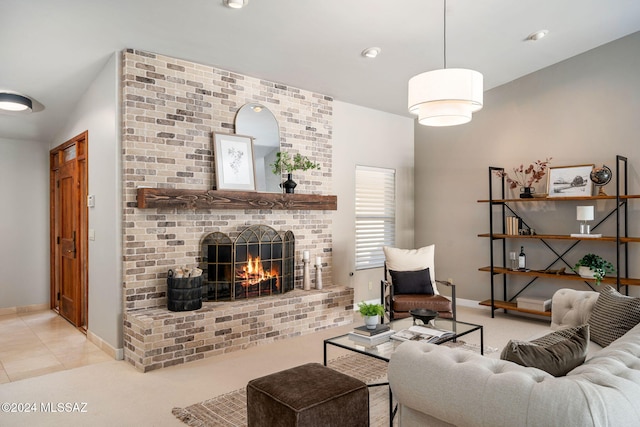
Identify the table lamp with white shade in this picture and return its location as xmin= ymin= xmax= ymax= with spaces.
xmin=571 ymin=206 xmax=601 ymax=237
xmin=577 ymin=206 xmax=594 ymax=234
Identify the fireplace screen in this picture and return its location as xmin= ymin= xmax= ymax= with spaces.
xmin=200 ymin=225 xmax=295 ymax=301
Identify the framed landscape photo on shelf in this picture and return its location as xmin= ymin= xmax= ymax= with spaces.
xmin=213 ymin=133 xmax=256 ymax=191
xmin=547 ymin=164 xmax=594 ymax=197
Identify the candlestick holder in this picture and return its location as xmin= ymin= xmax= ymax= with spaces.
xmin=302 ymin=258 xmax=311 ymax=290
xmin=315 ymin=262 xmax=323 ymax=290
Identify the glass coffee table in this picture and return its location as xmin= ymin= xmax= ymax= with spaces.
xmin=323 ymin=316 xmax=483 ymax=426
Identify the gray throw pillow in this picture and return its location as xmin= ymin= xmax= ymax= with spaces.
xmin=588 ymin=285 xmax=640 ymax=347
xmin=500 ymin=324 xmax=589 ymax=377
xmin=389 ymin=268 xmax=434 ymax=295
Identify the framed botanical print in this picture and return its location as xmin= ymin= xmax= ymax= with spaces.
xmin=213 ymin=133 xmax=256 ymax=191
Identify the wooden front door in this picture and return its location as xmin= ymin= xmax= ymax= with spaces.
xmin=50 ymin=132 xmax=88 ymax=329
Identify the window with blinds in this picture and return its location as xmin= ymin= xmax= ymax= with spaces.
xmin=355 ymin=166 xmax=396 ymax=270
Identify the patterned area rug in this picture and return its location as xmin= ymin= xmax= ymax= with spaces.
xmin=172 ymin=342 xmax=497 ymax=427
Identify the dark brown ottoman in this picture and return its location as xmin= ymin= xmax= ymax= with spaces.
xmin=246 ymin=362 xmax=369 ymax=427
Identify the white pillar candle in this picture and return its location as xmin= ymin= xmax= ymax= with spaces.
xmin=577 ymin=206 xmax=594 ymax=221
xmin=303 ymin=250 xmax=309 ymax=261
xmin=316 ymin=256 xmax=322 ymax=266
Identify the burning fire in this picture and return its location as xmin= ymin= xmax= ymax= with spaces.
xmin=237 ymin=255 xmax=280 ymax=289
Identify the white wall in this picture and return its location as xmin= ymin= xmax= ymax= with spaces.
xmin=0 ymin=138 xmax=49 ymax=309
xmin=414 ymin=32 xmax=640 ymax=303
xmin=53 ymin=52 xmax=122 ymax=352
xmin=332 ymin=101 xmax=414 ymax=305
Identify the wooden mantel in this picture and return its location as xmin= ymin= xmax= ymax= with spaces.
xmin=136 ymin=188 xmax=337 ymax=210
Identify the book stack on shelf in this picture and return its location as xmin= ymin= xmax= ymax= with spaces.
xmin=390 ymin=325 xmax=455 ymax=344
xmin=348 ymin=324 xmax=395 ymax=347
xmin=516 ymin=297 xmax=552 ymax=312
xmin=506 ymin=216 xmax=520 ymax=235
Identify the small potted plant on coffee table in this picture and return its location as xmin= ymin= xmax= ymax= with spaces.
xmin=358 ymin=301 xmax=385 ymax=329
xmin=573 ymin=253 xmax=615 ymax=285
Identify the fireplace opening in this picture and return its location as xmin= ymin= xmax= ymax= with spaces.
xmin=200 ymin=225 xmax=295 ymax=301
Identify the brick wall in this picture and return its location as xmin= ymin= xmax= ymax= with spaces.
xmin=121 ymin=49 xmax=335 ymax=312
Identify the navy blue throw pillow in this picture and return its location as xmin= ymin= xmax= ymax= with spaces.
xmin=389 ymin=268 xmax=434 ymax=295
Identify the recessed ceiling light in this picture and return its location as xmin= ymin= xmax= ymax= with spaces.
xmin=527 ymin=30 xmax=549 ymax=41
xmin=0 ymin=93 xmax=33 ymax=112
xmin=361 ymin=47 xmax=381 ymax=59
xmin=223 ymin=0 xmax=248 ymax=9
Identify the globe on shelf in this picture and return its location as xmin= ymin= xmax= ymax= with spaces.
xmin=590 ymin=165 xmax=612 ymax=196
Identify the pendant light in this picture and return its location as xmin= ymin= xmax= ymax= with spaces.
xmin=408 ymin=0 xmax=483 ymax=126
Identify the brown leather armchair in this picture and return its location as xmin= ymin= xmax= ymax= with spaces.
xmin=380 ymin=245 xmax=456 ymax=322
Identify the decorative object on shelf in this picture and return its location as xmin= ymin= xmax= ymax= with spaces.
xmin=493 ymin=158 xmax=552 ymax=196
xmin=547 ymin=164 xmax=594 ymax=197
xmin=213 ymin=132 xmax=256 ymax=191
xmin=570 ymin=206 xmax=602 ymax=238
xmin=407 ymin=0 xmax=483 ymax=126
xmin=590 ymin=165 xmax=612 ymax=196
xmin=506 ymin=216 xmax=520 ymax=235
xmin=578 ymin=206 xmax=593 ymax=234
xmin=518 ymin=246 xmax=527 ymax=271
xmin=520 ymin=187 xmax=535 ymax=198
xmin=509 ymin=251 xmax=518 ymax=271
xmin=315 ymin=257 xmax=323 ymax=290
xmin=270 ymin=151 xmax=320 ymax=194
xmin=358 ymin=301 xmax=385 ymax=329
xmin=573 ymin=253 xmax=615 ymax=285
xmin=302 ymin=250 xmax=311 ymax=290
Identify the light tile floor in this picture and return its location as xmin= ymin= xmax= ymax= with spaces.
xmin=0 ymin=310 xmax=112 ymax=383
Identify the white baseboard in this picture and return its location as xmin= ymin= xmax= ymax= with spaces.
xmin=87 ymin=330 xmax=124 ymax=360
xmin=456 ymin=298 xmax=487 ymax=309
xmin=0 ymin=303 xmax=50 ymax=317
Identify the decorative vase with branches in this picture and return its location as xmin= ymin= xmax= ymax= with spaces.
xmin=270 ymin=151 xmax=320 ymax=194
xmin=494 ymin=158 xmax=552 ymax=197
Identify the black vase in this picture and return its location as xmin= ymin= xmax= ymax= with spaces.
xmin=520 ymin=187 xmax=534 ymax=198
xmin=281 ymin=173 xmax=297 ymax=194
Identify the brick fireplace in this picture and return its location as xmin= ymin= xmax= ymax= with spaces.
xmin=121 ymin=49 xmax=353 ymax=372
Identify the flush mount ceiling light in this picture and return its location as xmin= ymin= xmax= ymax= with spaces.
xmin=223 ymin=0 xmax=248 ymax=9
xmin=0 ymin=93 xmax=33 ymax=112
xmin=527 ymin=30 xmax=549 ymax=41
xmin=407 ymin=0 xmax=483 ymax=126
xmin=361 ymin=47 xmax=381 ymax=59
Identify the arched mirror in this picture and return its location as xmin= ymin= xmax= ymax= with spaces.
xmin=235 ymin=103 xmax=280 ymax=192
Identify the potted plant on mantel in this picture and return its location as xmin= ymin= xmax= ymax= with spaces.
xmin=573 ymin=253 xmax=615 ymax=285
xmin=358 ymin=301 xmax=385 ymax=330
xmin=270 ymin=151 xmax=320 ymax=194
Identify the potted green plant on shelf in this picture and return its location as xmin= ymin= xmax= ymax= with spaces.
xmin=270 ymin=151 xmax=320 ymax=194
xmin=573 ymin=253 xmax=615 ymax=285
xmin=358 ymin=301 xmax=385 ymax=329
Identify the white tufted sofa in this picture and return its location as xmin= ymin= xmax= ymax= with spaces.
xmin=387 ymin=288 xmax=640 ymax=426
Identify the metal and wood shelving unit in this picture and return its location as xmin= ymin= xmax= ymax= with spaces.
xmin=478 ymin=155 xmax=639 ymax=317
